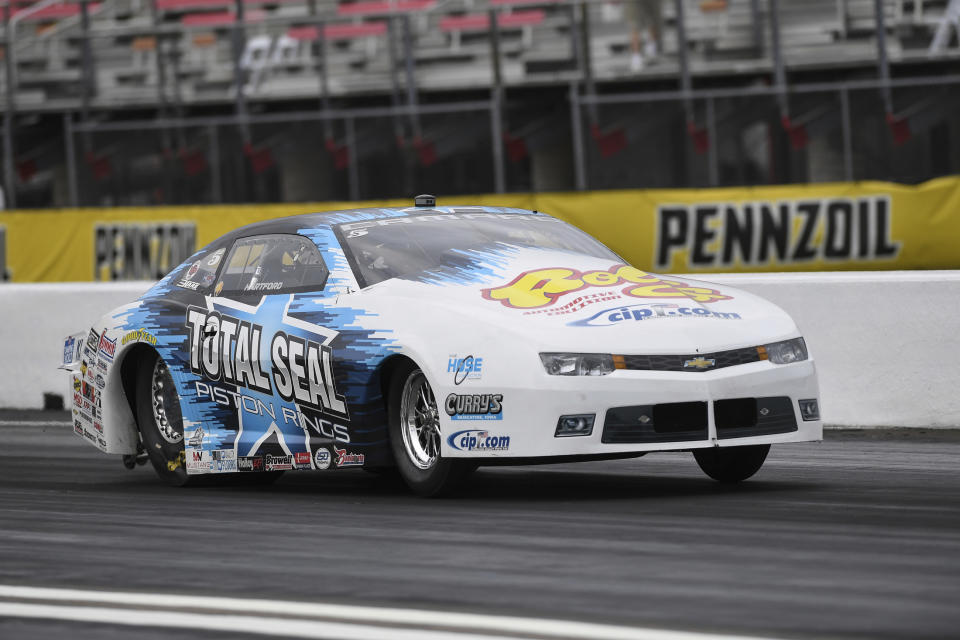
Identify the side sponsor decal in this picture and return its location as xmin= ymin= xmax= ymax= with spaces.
xmin=445 ymin=394 xmax=503 ymax=421
xmin=177 ymin=279 xmax=201 ymax=291
xmin=238 ymin=456 xmax=264 ymax=472
xmin=569 ymin=303 xmax=742 ymax=327
xmin=655 ymin=196 xmax=900 ymax=270
xmin=334 ymin=447 xmax=365 ymax=467
xmin=482 ymin=264 xmax=731 ymax=310
xmin=72 ymin=376 xmax=83 ymax=408
xmin=447 ymin=429 xmax=510 ymax=453
xmin=314 ymin=448 xmax=332 ymax=470
xmin=448 ymin=354 xmax=483 ymax=385
xmin=194 ymin=382 xmax=350 ymax=443
xmin=98 ymin=331 xmax=117 ymax=362
xmin=94 ymin=222 xmax=196 ymax=281
xmin=62 ymin=337 xmax=75 ymax=366
xmin=85 ymin=329 xmax=99 ymax=359
xmin=185 ymin=307 xmax=348 ymax=418
xmin=187 ymin=426 xmax=205 ymax=447
xmin=186 ymin=450 xmax=211 ymax=472
xmin=212 ymin=451 xmax=238 ymax=472
xmin=265 ymin=455 xmax=293 ymax=471
xmin=122 ymin=328 xmax=158 ymax=346
xmin=294 ymin=452 xmax=312 ymax=469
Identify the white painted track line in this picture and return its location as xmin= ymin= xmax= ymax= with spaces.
xmin=0 ymin=585 xmax=778 ymax=640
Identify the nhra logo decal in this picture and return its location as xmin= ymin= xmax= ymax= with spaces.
xmin=569 ymin=303 xmax=741 ymax=327
xmin=447 ymin=429 xmax=510 ymax=452
xmin=482 ymin=264 xmax=730 ymax=310
xmin=185 ymin=307 xmax=347 ymax=417
xmin=445 ymin=394 xmax=503 ymax=421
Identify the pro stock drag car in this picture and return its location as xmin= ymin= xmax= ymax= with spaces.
xmin=61 ymin=196 xmax=822 ymax=496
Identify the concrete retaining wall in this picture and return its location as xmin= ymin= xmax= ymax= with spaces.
xmin=2 ymin=272 xmax=958 ymax=427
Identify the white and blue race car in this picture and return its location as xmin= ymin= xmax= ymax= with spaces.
xmin=61 ymin=197 xmax=822 ymax=496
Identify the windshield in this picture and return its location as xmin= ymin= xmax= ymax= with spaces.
xmin=335 ymin=211 xmax=620 ymax=287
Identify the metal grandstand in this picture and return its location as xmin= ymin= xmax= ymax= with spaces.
xmin=1 ymin=0 xmax=959 ymax=207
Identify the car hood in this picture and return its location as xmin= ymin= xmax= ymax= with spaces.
xmin=345 ymin=250 xmax=801 ymax=354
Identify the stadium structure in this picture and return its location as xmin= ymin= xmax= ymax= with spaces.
xmin=1 ymin=0 xmax=958 ymax=208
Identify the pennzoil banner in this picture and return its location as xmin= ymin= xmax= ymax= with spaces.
xmin=1 ymin=176 xmax=958 ymax=282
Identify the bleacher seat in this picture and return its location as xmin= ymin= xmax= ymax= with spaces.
xmin=2 ymin=0 xmax=955 ymax=109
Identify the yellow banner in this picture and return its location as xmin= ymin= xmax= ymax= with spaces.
xmin=1 ymin=176 xmax=958 ymax=282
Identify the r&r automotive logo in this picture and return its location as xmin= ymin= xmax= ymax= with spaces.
xmin=447 ymin=429 xmax=510 ymax=452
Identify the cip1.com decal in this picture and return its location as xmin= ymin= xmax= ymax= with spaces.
xmin=447 ymin=429 xmax=510 ymax=452
xmin=445 ymin=393 xmax=503 ymax=421
xmin=569 ymin=303 xmax=741 ymax=327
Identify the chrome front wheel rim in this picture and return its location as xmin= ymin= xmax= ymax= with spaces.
xmin=152 ymin=358 xmax=183 ymax=445
xmin=400 ymin=369 xmax=441 ymax=470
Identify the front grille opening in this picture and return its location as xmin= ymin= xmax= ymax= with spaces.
xmin=715 ymin=396 xmax=798 ymax=439
xmin=715 ymin=398 xmax=757 ymax=430
xmin=652 ymin=402 xmax=708 ymax=433
xmin=602 ymin=402 xmax=708 ymax=444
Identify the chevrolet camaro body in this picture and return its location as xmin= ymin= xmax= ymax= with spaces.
xmin=61 ymin=205 xmax=822 ymax=478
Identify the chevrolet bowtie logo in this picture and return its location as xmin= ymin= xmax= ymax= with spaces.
xmin=683 ymin=357 xmax=716 ymax=370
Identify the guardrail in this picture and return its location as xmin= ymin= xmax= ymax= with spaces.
xmin=2 ymin=271 xmax=958 ymax=427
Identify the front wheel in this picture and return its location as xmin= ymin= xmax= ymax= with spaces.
xmin=388 ymin=362 xmax=475 ymax=497
xmin=693 ymin=444 xmax=770 ymax=483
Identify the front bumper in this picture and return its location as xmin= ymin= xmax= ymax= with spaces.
xmin=439 ymin=359 xmax=822 ymax=458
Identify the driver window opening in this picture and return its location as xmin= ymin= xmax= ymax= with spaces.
xmin=215 ymin=234 xmax=329 ymax=294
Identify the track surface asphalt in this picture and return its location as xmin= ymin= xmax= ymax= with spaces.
xmin=1 ymin=419 xmax=959 ymax=640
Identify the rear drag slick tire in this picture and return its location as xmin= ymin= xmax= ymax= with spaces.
xmin=136 ymin=352 xmax=191 ymax=486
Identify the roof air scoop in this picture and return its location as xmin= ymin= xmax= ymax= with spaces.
xmin=414 ymin=194 xmax=436 ymax=208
